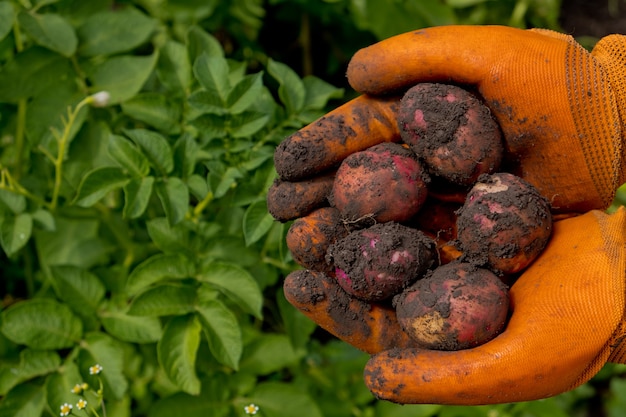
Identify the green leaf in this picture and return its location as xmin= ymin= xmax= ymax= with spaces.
xmin=186 ymin=25 xmax=224 ymax=64
xmin=0 ymin=383 xmax=46 ymax=417
xmin=0 ymin=349 xmax=61 ymax=396
xmin=0 ymin=189 xmax=25 ymax=214
xmin=44 ymin=361 xmax=83 ymax=417
xmin=107 ymin=134 xmax=150 ymax=177
xmin=25 ymin=78 xmax=83 ymax=148
xmin=100 ymin=311 xmax=162 ymax=343
xmin=158 ymin=40 xmax=191 ymax=95
xmin=30 ymin=208 xmax=55 ymax=231
xmin=229 ymin=111 xmax=270 ymax=138
xmin=267 ymin=59 xmax=305 ymax=115
xmin=149 ymin=390 xmax=229 ymax=417
xmin=124 ymin=128 xmax=174 ymax=175
xmin=208 ymin=166 xmax=243 ymax=199
xmin=173 ymin=133 xmax=198 ymax=179
xmin=197 ymin=262 xmax=262 ymax=319
xmin=121 ymin=92 xmax=182 ymax=133
xmin=189 ymin=113 xmax=227 ymax=139
xmin=0 ymin=1 xmax=14 ymax=42
xmin=0 ymin=47 xmax=70 ymax=102
xmin=129 ymin=284 xmax=197 ymax=316
xmin=34 ymin=217 xmax=109 ymax=268
xmin=158 ymin=315 xmax=201 ymax=395
xmin=195 ymin=300 xmax=242 ymax=370
xmin=0 ymin=298 xmax=82 ymax=349
xmin=187 ymin=90 xmax=227 ymax=115
xmin=80 ymin=332 xmax=128 ymax=400
xmin=303 ymin=75 xmax=344 ymax=110
xmin=193 ymin=53 xmax=230 ymax=104
xmin=89 ymin=52 xmax=158 ymax=104
xmin=146 ymin=217 xmax=192 ymax=255
xmin=74 ymin=166 xmax=130 ymax=207
xmin=18 ymin=11 xmax=77 ymax=57
xmin=123 ymin=176 xmax=155 ymax=219
xmin=277 ymin=287 xmax=316 ymax=351
xmin=155 ymin=177 xmax=189 ymax=226
xmin=0 ymin=213 xmax=32 ymax=256
xmin=375 ymin=401 xmax=442 ymax=417
xmin=49 ymin=265 xmax=106 ymax=316
xmin=243 ymin=200 xmax=274 ymax=246
xmin=239 ymin=334 xmax=298 ymax=375
xmin=248 ymin=382 xmax=323 ymax=417
xmin=77 ymin=6 xmax=156 ymax=56
xmin=126 ymin=253 xmax=194 ymax=295
xmin=227 ymin=72 xmax=263 ymax=114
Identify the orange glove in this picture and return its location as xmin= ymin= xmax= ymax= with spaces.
xmin=272 ymin=26 xmax=626 ymax=404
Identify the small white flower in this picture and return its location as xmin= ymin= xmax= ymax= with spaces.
xmin=76 ymin=399 xmax=88 ymax=410
xmin=60 ymin=402 xmax=73 ymax=416
xmin=90 ymin=91 xmax=111 ymax=107
xmin=244 ymin=403 xmax=259 ymax=415
xmin=89 ymin=364 xmax=103 ymax=375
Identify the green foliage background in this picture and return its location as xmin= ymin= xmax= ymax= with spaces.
xmin=0 ymin=1 xmax=625 ymax=417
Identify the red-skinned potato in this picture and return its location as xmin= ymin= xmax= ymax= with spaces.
xmin=394 ymin=261 xmax=509 ymax=350
xmin=456 ymin=172 xmax=553 ymax=275
xmin=330 ymin=142 xmax=429 ymax=224
xmin=326 ymin=222 xmax=437 ymax=302
xmin=398 ymin=83 xmax=503 ymax=186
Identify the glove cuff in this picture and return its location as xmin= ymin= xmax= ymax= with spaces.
xmin=592 ymin=35 xmax=626 ymax=143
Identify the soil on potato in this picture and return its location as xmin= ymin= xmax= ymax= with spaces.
xmin=394 ymin=262 xmax=509 ymax=350
xmin=274 ymin=114 xmax=347 ymax=181
xmin=326 ymin=222 xmax=437 ymax=301
xmin=286 ymin=269 xmax=411 ymax=347
xmin=274 ymin=98 xmax=401 ymax=182
xmin=456 ymin=174 xmax=552 ymax=273
xmin=330 ymin=142 xmax=429 ymax=225
xmin=398 ymin=84 xmax=502 ymax=186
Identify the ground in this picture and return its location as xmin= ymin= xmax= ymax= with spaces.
xmin=560 ymin=0 xmax=626 ymax=39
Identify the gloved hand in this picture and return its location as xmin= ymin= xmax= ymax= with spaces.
xmin=271 ymin=25 xmax=626 ymax=405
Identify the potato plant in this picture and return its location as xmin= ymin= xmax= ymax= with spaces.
xmin=0 ymin=2 xmax=344 ymax=416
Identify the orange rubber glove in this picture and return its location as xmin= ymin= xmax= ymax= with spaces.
xmin=272 ymin=26 xmax=626 ymax=404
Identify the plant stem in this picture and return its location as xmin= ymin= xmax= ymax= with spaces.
xmin=14 ymin=100 xmax=27 ymax=179
xmin=50 ymin=97 xmax=92 ymax=210
xmin=0 ymin=168 xmax=49 ymax=207
xmin=192 ymin=190 xmax=214 ymax=220
xmin=13 ymin=17 xmax=26 ymax=179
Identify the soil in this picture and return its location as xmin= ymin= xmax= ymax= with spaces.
xmin=397 ymin=83 xmax=503 ymax=187
xmin=559 ymin=0 xmax=626 ymax=40
xmin=325 ymin=222 xmax=437 ymax=302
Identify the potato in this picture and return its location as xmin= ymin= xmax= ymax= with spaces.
xmin=456 ymin=172 xmax=553 ymax=275
xmin=330 ymin=142 xmax=429 ymax=224
xmin=397 ymin=83 xmax=503 ymax=186
xmin=326 ymin=222 xmax=437 ymax=302
xmin=394 ymin=262 xmax=509 ymax=350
